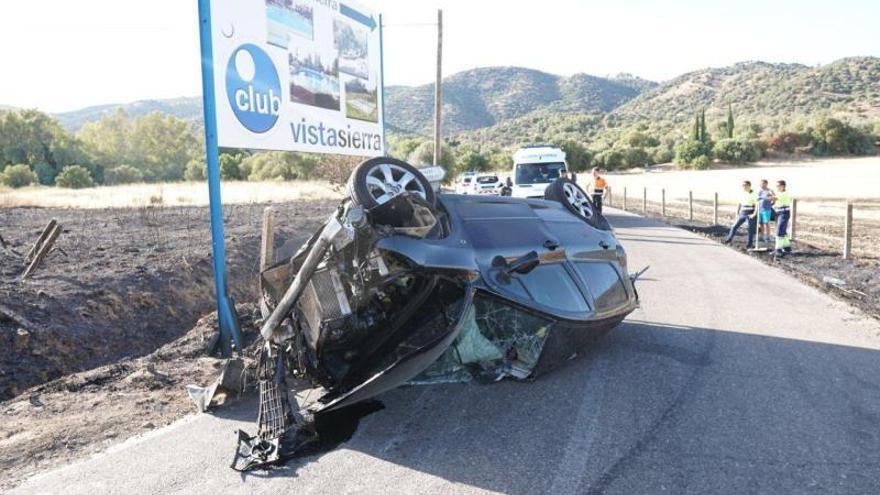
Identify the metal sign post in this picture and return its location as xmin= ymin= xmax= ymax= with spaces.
xmin=198 ymin=0 xmax=243 ymax=356
xmin=196 ymin=0 xmax=385 ymax=355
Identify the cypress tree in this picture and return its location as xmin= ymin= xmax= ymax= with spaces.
xmin=699 ymin=108 xmax=707 ymax=143
xmin=726 ymin=103 xmax=735 ymax=138
xmin=692 ymin=113 xmax=700 ymax=141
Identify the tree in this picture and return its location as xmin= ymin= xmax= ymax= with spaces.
xmin=77 ymin=109 xmax=131 ymax=169
xmin=0 ymin=164 xmax=38 ymax=188
xmin=128 ymin=112 xmax=200 ymax=181
xmin=453 ymin=145 xmax=490 ymax=175
xmin=184 ymin=157 xmax=207 ymax=181
xmin=674 ymin=140 xmax=712 ymax=168
xmin=726 ymin=103 xmax=735 ymax=139
xmin=54 ymin=165 xmax=94 ymax=189
xmin=407 ymin=141 xmax=454 ymax=169
xmin=558 ymin=140 xmax=592 ymax=171
xmin=700 ymin=108 xmax=708 ymax=143
xmin=713 ymin=138 xmax=763 ymax=163
xmin=0 ymin=109 xmax=88 ymax=184
xmin=219 ymin=152 xmax=246 ymax=180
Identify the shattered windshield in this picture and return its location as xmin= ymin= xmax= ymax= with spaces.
xmin=412 ymin=293 xmax=554 ymax=384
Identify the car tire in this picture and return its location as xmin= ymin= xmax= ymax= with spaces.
xmin=544 ymin=178 xmax=610 ymax=230
xmin=348 ymin=157 xmax=436 ymax=209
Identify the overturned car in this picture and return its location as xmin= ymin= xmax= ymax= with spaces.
xmin=233 ymin=157 xmax=640 ymax=470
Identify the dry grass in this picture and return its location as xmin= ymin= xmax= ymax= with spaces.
xmin=597 ymin=156 xmax=880 ymax=220
xmin=0 ymin=180 xmax=343 ymax=209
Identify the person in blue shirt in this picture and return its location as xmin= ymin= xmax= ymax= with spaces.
xmin=756 ymin=179 xmax=776 ymax=248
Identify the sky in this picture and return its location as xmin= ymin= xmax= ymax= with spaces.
xmin=0 ymin=0 xmax=877 ymax=113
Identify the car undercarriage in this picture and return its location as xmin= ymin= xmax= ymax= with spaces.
xmin=230 ymin=157 xmax=640 ymax=470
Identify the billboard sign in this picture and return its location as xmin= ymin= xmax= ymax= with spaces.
xmin=208 ymin=0 xmax=384 ymax=156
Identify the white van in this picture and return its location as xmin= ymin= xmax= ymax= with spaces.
xmin=510 ymin=146 xmax=568 ymax=198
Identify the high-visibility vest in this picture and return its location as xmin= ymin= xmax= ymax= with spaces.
xmin=740 ymin=191 xmax=757 ymax=211
xmin=592 ymin=177 xmax=607 ymax=194
xmin=775 ymin=190 xmax=792 ymax=211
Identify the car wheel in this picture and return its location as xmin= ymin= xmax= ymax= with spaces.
xmin=348 ymin=157 xmax=436 ymax=209
xmin=545 ymin=178 xmax=595 ymax=218
xmin=544 ymin=178 xmax=612 ymax=230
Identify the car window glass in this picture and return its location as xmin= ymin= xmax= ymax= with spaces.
xmin=516 ymin=264 xmax=589 ymax=312
xmin=574 ymin=262 xmax=628 ymax=310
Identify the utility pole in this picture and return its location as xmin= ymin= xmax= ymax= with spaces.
xmin=433 ymin=9 xmax=443 ymax=166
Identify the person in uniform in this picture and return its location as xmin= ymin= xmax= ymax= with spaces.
xmin=589 ymin=167 xmax=608 ymax=214
xmin=723 ymin=180 xmax=757 ymax=247
xmin=774 ymin=180 xmax=793 ymax=257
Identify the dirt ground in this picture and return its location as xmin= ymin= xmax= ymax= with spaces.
xmin=0 ymin=200 xmax=336 ymax=489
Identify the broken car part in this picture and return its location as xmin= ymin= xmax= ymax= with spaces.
xmin=233 ymin=157 xmax=639 ymax=470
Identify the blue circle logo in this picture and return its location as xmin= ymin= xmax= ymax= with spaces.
xmin=225 ymin=44 xmax=281 ymax=133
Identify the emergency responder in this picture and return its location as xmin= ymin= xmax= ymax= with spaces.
xmin=756 ymin=179 xmax=775 ymax=248
xmin=590 ymin=167 xmax=607 ymax=214
xmin=774 ymin=180 xmax=793 ymax=257
xmin=723 ymin=180 xmax=757 ymax=247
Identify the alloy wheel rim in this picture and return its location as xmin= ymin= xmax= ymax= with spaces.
xmin=562 ymin=182 xmax=593 ymax=218
xmin=364 ymin=163 xmax=428 ymax=205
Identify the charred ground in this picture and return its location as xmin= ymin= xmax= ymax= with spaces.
xmin=0 ymin=200 xmax=335 ymax=488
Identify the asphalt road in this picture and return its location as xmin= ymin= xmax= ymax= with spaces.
xmin=13 ymin=210 xmax=880 ymax=494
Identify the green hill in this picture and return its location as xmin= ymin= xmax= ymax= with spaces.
xmin=53 ymin=97 xmax=202 ymax=132
xmin=613 ymin=57 xmax=880 ymax=124
xmin=455 ymin=57 xmax=880 ymax=149
xmin=386 ymin=67 xmax=656 ymax=134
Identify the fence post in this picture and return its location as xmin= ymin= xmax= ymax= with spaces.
xmin=642 ymin=187 xmax=647 ymax=214
xmin=688 ymin=191 xmax=694 ymax=221
xmin=661 ymin=188 xmax=666 ymax=217
xmin=790 ymin=198 xmax=798 ymax=241
xmin=843 ymin=201 xmax=853 ymax=260
xmin=623 ymin=187 xmax=627 ymax=210
xmin=713 ymin=192 xmax=719 ymax=225
xmin=260 ymin=207 xmax=276 ymax=272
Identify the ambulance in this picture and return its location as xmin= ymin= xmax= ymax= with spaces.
xmin=510 ymin=146 xmax=568 ymax=198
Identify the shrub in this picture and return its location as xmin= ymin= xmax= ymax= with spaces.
xmin=674 ymin=140 xmax=712 ymax=167
xmin=618 ymin=146 xmax=650 ymax=168
xmin=104 ymin=164 xmax=144 ymax=185
xmin=0 ymin=164 xmax=38 ymax=188
xmin=241 ymin=152 xmax=318 ymax=181
xmin=184 ymin=158 xmax=207 ymax=181
xmin=811 ymin=117 xmax=875 ymax=155
xmin=54 ymin=165 xmax=94 ymax=189
xmin=454 ymin=146 xmax=490 ymax=175
xmin=219 ymin=152 xmax=245 ymax=180
xmin=33 ymin=162 xmax=57 ymax=185
xmin=692 ymin=155 xmax=711 ymax=170
xmin=767 ymin=131 xmax=811 ymax=153
xmin=650 ymin=147 xmax=674 ymax=164
xmin=713 ymin=138 xmax=764 ymax=163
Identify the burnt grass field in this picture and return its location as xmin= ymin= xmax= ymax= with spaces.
xmin=0 ymin=200 xmax=335 ymax=488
